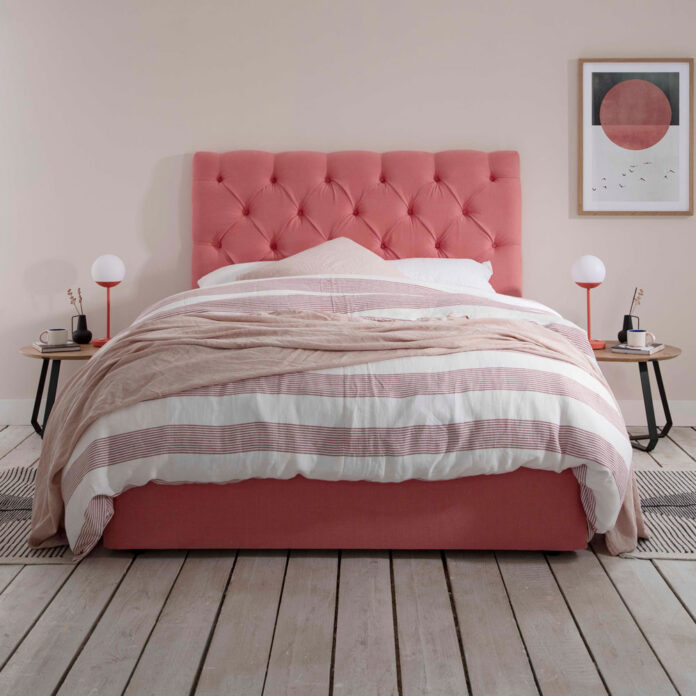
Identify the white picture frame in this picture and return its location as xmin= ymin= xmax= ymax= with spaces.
xmin=579 ymin=58 xmax=693 ymax=215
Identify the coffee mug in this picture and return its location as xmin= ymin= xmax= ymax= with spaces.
xmin=627 ymin=329 xmax=656 ymax=348
xmin=39 ymin=328 xmax=69 ymax=346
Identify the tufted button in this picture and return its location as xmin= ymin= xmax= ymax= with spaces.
xmin=270 ymin=241 xmax=278 ymax=251
xmin=490 ymin=174 xmax=496 ymax=182
xmin=213 ymin=239 xmax=221 ymax=249
xmin=216 ymin=175 xmax=223 ymax=183
xmin=379 ymin=175 xmax=386 ymax=183
xmin=434 ymin=174 xmax=441 ymax=182
xmin=242 ymin=208 xmax=249 ymax=216
xmin=407 ymin=207 xmax=414 ymax=216
xmin=297 ymin=209 xmax=304 ymax=217
xmin=270 ymin=176 xmax=277 ymax=183
xmin=353 ymin=208 xmax=359 ymax=216
xmin=325 ymin=176 xmax=331 ymax=183
xmin=492 ymin=242 xmax=498 ymax=249
xmin=435 ymin=241 xmax=441 ymax=249
xmin=380 ymin=242 xmax=387 ymax=249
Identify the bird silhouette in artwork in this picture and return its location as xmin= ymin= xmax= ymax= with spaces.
xmin=669 ymin=169 xmax=676 ymax=173
xmin=601 ymin=177 xmax=607 ymax=181
xmin=665 ymin=175 xmax=669 ymax=179
xmin=640 ymin=177 xmax=646 ymax=182
xmin=592 ymin=187 xmax=597 ymax=191
xmin=603 ymin=185 xmax=608 ymax=190
xmin=643 ymin=161 xmax=653 ymax=165
xmin=619 ymin=184 xmax=625 ymax=188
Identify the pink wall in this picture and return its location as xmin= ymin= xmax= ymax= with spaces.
xmin=1 ymin=0 xmax=694 ymax=422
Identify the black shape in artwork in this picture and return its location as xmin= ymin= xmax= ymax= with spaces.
xmin=591 ymin=72 xmax=680 ymax=126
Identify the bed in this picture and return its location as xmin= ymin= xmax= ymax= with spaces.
xmin=30 ymin=150 xmax=634 ymax=556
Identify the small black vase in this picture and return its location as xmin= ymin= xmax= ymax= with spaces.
xmin=618 ymin=314 xmax=639 ymax=344
xmin=72 ymin=314 xmax=93 ymax=345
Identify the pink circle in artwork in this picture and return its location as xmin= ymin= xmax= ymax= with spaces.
xmin=599 ymin=79 xmax=671 ymax=150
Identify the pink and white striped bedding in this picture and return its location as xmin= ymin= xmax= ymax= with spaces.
xmin=61 ymin=274 xmax=631 ymax=553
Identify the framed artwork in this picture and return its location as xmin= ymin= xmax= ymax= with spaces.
xmin=579 ymin=58 xmax=693 ymax=215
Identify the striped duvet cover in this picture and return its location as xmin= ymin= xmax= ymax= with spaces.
xmin=62 ymin=275 xmax=631 ymax=553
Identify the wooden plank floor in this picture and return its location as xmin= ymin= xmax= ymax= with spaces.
xmin=0 ymin=425 xmax=694 ymax=695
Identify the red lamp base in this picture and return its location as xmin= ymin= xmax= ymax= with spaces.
xmin=590 ymin=339 xmax=606 ymax=350
xmin=93 ymin=280 xmax=121 ymax=349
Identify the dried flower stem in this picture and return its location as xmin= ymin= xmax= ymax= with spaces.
xmin=67 ymin=288 xmax=82 ymax=315
xmin=628 ymin=287 xmax=644 ymax=315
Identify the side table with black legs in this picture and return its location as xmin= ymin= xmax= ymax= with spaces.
xmin=19 ymin=344 xmax=98 ymax=438
xmin=594 ymin=341 xmax=681 ymax=452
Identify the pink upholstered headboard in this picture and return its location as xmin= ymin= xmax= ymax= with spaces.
xmin=192 ymin=150 xmax=522 ymax=295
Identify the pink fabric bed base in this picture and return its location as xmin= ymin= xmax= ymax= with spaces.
xmin=103 ymin=468 xmax=588 ymax=551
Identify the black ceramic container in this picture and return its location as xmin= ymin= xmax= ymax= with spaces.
xmin=618 ymin=314 xmax=639 ymax=344
xmin=72 ymin=314 xmax=93 ymax=344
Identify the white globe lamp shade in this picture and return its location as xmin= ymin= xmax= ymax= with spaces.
xmin=571 ymin=255 xmax=605 ymax=286
xmin=91 ymin=254 xmax=126 ymax=285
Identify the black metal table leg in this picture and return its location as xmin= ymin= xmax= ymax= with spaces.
xmin=30 ymin=359 xmax=49 ymax=436
xmin=31 ymin=359 xmax=61 ymax=438
xmin=629 ymin=359 xmax=672 ymax=452
xmin=652 ymin=361 xmax=673 ymax=439
xmin=42 ymin=360 xmax=61 ymax=434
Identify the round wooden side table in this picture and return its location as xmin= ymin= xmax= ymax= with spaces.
xmin=19 ymin=344 xmax=99 ymax=438
xmin=594 ymin=341 xmax=681 ymax=452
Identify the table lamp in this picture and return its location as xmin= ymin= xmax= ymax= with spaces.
xmin=91 ymin=254 xmax=125 ymax=347
xmin=571 ymin=255 xmax=606 ymax=350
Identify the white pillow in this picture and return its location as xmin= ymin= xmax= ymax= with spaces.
xmin=199 ymin=255 xmax=494 ymax=291
xmin=387 ymin=258 xmax=494 ymax=292
xmin=238 ymin=238 xmax=406 ymax=281
xmin=197 ymin=261 xmax=273 ymax=287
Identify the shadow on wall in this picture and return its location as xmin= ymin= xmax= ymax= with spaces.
xmin=20 ymin=258 xmax=82 ymax=384
xmin=24 ymin=154 xmax=196 ymax=344
xmin=117 ymin=153 xmax=194 ymax=333
xmin=16 ymin=155 xmax=195 ymax=395
xmin=568 ymin=58 xmax=578 ymax=219
xmin=22 ymin=258 xmax=80 ymax=332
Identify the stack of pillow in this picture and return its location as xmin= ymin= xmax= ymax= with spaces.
xmin=197 ymin=237 xmax=495 ymax=294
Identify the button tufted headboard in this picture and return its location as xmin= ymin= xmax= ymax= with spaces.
xmin=192 ymin=150 xmax=522 ymax=295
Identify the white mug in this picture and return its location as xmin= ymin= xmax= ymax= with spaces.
xmin=39 ymin=328 xmax=69 ymax=346
xmin=627 ymin=329 xmax=656 ymax=348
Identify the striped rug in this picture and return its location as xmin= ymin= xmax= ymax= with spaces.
xmin=624 ymin=469 xmax=696 ymax=559
xmin=0 ymin=467 xmax=74 ymax=564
